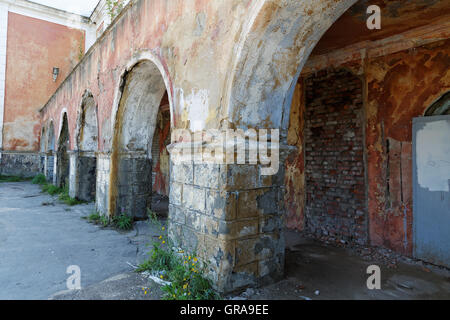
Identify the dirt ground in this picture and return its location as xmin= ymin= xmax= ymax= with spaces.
xmin=234 ymin=230 xmax=450 ymax=300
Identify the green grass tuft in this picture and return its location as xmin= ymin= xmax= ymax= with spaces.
xmin=100 ymin=216 xmax=110 ymax=227
xmin=58 ymin=187 xmax=85 ymax=206
xmin=84 ymin=211 xmax=134 ymax=230
xmin=41 ymin=184 xmax=63 ymax=196
xmin=32 ymin=174 xmax=47 ymax=185
xmin=86 ymin=213 xmax=101 ymax=223
xmin=0 ymin=175 xmax=31 ymax=183
xmin=113 ymin=214 xmax=134 ymax=231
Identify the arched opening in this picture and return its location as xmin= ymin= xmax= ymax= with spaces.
xmin=283 ymin=0 xmax=450 ymax=256
xmin=150 ymin=91 xmax=171 ymax=218
xmin=56 ymin=113 xmax=70 ymax=188
xmin=425 ymin=92 xmax=450 ymax=116
xmin=75 ymin=93 xmax=98 ymax=202
xmin=110 ymin=60 xmax=170 ymax=220
xmin=216 ymin=0 xmax=450 ymax=292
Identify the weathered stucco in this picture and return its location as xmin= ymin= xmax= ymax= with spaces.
xmin=285 ymin=81 xmax=305 ymax=231
xmin=366 ymin=39 xmax=450 ymax=254
xmin=3 ymin=12 xmax=84 ymax=152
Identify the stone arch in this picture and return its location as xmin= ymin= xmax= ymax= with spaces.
xmin=110 ymin=51 xmax=175 ymax=137
xmin=224 ymin=0 xmax=357 ymax=132
xmin=424 ymin=91 xmax=450 ymax=116
xmin=108 ymin=57 xmax=173 ymax=219
xmin=56 ymin=112 xmax=70 ymax=188
xmin=71 ymin=91 xmax=99 ymax=202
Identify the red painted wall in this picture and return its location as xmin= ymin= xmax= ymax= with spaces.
xmin=3 ymin=12 xmax=85 ymax=151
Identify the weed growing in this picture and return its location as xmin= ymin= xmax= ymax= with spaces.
xmin=137 ymin=210 xmax=220 ymax=300
xmin=84 ymin=212 xmax=134 ymax=231
xmin=0 ymin=175 xmax=31 ymax=183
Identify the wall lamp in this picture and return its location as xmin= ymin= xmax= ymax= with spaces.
xmin=52 ymin=67 xmax=60 ymax=82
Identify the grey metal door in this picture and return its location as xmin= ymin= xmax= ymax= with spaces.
xmin=413 ymin=115 xmax=450 ymax=268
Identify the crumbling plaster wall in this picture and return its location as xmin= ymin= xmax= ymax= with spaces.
xmin=77 ymin=93 xmax=98 ymax=152
xmin=366 ymin=39 xmax=450 ymax=255
xmin=40 ymin=0 xmax=254 ymax=146
xmin=40 ymin=0 xmax=357 ymax=148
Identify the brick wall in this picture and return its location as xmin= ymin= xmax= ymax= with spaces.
xmin=304 ymin=69 xmax=367 ymax=245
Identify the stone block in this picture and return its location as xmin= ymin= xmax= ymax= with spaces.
xmin=169 ymin=182 xmax=182 ymax=206
xmin=185 ymin=210 xmax=202 ymax=232
xmin=225 ymin=164 xmax=258 ymax=190
xmin=193 ymin=163 xmax=225 ymax=189
xmin=169 ymin=205 xmax=186 ymax=225
xmin=182 ymin=185 xmax=206 ymax=212
xmin=235 ymin=233 xmax=283 ymax=267
xmin=218 ymin=219 xmax=259 ymax=240
xmin=172 ymin=162 xmax=194 ymax=184
xmin=237 ymin=188 xmax=279 ymax=218
xmin=205 ymin=190 xmax=237 ymax=221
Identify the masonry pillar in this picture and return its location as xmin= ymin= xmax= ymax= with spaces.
xmin=44 ymin=152 xmax=55 ymax=183
xmin=96 ymin=152 xmax=159 ymax=219
xmin=55 ymin=151 xmax=69 ymax=188
xmin=39 ymin=153 xmax=46 ymax=175
xmin=52 ymin=153 xmax=58 ymax=185
xmin=69 ymin=151 xmax=97 ymax=201
xmin=168 ymin=141 xmax=289 ymax=293
xmin=96 ymin=153 xmax=110 ymax=215
xmin=69 ymin=151 xmax=78 ymax=198
xmin=115 ymin=152 xmax=152 ymax=219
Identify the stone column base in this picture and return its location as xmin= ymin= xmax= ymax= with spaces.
xmin=69 ymin=152 xmax=97 ymax=202
xmin=168 ymin=160 xmax=286 ymax=293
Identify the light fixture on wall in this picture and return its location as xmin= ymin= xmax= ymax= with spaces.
xmin=52 ymin=67 xmax=60 ymax=82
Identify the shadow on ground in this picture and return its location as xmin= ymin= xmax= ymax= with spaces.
xmin=240 ymin=230 xmax=450 ymax=300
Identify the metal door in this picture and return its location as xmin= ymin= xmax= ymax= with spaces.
xmin=413 ymin=115 xmax=450 ymax=267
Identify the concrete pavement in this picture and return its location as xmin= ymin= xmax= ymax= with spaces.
xmin=0 ymin=182 xmax=158 ymax=300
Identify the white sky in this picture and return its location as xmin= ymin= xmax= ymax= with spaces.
xmin=31 ymin=0 xmax=100 ymax=17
